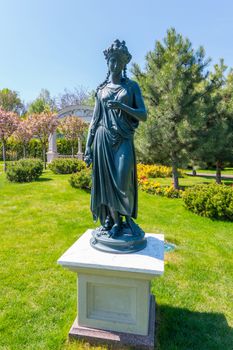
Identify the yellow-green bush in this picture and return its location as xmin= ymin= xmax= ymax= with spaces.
xmin=69 ymin=168 xmax=92 ymax=190
xmin=49 ymin=158 xmax=86 ymax=174
xmin=183 ymin=184 xmax=233 ymax=220
xmin=139 ymin=178 xmax=182 ymax=198
xmin=137 ymin=163 xmax=184 ymax=179
xmin=6 ymin=158 xmax=43 ymax=183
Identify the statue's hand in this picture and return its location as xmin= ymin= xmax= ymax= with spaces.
xmin=107 ymin=100 xmax=123 ymax=110
xmin=84 ymin=147 xmax=93 ymax=167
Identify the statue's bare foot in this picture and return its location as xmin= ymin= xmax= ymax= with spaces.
xmin=103 ymin=216 xmax=114 ymax=231
xmin=97 ymin=225 xmax=106 ymax=232
xmin=108 ymin=224 xmax=122 ymax=238
xmin=126 ymin=217 xmax=142 ymax=236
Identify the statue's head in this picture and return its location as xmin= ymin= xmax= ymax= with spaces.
xmin=96 ymin=40 xmax=131 ymax=94
xmin=103 ymin=40 xmax=132 ymax=69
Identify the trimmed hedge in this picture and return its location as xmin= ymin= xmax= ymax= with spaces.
xmin=6 ymin=158 xmax=43 ymax=183
xmin=0 ymin=138 xmax=81 ymax=161
xmin=183 ymin=184 xmax=233 ymax=220
xmin=49 ymin=158 xmax=86 ymax=174
xmin=69 ymin=168 xmax=92 ymax=190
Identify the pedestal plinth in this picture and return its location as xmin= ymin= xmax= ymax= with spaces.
xmin=46 ymin=151 xmax=58 ymax=163
xmin=57 ymin=229 xmax=164 ymax=349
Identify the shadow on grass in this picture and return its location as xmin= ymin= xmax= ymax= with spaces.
xmin=199 ymin=176 xmax=233 ymax=184
xmin=189 ymin=174 xmax=233 ymax=182
xmin=180 ymin=179 xmax=233 ymax=190
xmin=179 ymin=182 xmax=210 ymax=190
xmin=71 ymin=186 xmax=91 ymax=193
xmin=35 ymin=177 xmax=53 ymax=182
xmin=156 ymin=304 xmax=233 ymax=350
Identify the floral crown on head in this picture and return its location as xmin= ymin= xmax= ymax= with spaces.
xmin=103 ymin=39 xmax=132 ymax=65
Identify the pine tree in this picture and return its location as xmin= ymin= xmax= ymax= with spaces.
xmin=195 ymin=65 xmax=233 ymax=183
xmin=132 ymin=28 xmax=217 ymax=189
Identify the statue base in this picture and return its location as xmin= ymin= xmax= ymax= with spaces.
xmin=58 ymin=229 xmax=164 ymax=340
xmin=90 ymin=227 xmax=147 ymax=253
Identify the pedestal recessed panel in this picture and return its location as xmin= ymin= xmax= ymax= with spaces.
xmin=78 ymin=274 xmax=150 ymax=335
xmin=87 ymin=282 xmax=136 ymax=324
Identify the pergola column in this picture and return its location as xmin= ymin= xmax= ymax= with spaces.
xmin=76 ymin=137 xmax=84 ymax=160
xmin=47 ymin=132 xmax=58 ymax=163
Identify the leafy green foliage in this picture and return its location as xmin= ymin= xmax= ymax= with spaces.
xmin=57 ymin=138 xmax=79 ymax=155
xmin=6 ymin=158 xmax=43 ymax=182
xmin=69 ymin=168 xmax=92 ymax=189
xmin=28 ymin=89 xmax=56 ymax=113
xmin=183 ymin=184 xmax=233 ymax=220
xmin=49 ymin=158 xmax=86 ymax=174
xmin=132 ymin=28 xmax=220 ymax=188
xmin=194 ymin=68 xmax=233 ymax=183
xmin=59 ymin=116 xmax=88 ymax=157
xmin=139 ymin=179 xmax=182 ymax=198
xmin=137 ymin=163 xmax=184 ymax=178
xmin=0 ymin=88 xmax=24 ymax=113
xmin=0 ymin=138 xmax=84 ymax=161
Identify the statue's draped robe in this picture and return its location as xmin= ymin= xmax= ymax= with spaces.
xmin=89 ymin=80 xmax=140 ymax=225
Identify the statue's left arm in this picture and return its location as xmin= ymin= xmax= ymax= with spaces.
xmin=107 ymin=81 xmax=147 ymax=122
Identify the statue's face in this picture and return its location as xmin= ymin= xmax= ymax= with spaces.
xmin=108 ymin=55 xmax=124 ymax=75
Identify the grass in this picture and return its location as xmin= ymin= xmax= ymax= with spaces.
xmin=0 ymin=169 xmax=233 ymax=350
xmin=195 ymin=168 xmax=233 ymax=175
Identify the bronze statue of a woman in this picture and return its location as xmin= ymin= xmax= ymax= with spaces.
xmin=85 ymin=40 xmax=147 ymax=253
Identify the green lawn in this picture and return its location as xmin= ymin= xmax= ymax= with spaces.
xmin=195 ymin=168 xmax=233 ymax=175
xmin=0 ymin=169 xmax=232 ymax=350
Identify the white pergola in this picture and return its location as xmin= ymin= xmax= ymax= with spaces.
xmin=47 ymin=105 xmax=93 ymax=163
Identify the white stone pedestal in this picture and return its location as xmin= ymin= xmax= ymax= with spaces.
xmin=58 ymin=230 xmax=164 ymax=347
xmin=46 ymin=151 xmax=58 ymax=163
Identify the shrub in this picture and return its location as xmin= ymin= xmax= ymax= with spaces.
xmin=137 ymin=163 xmax=184 ymax=179
xmin=139 ymin=178 xmax=182 ymax=198
xmin=183 ymin=184 xmax=233 ymax=220
xmin=69 ymin=168 xmax=92 ymax=190
xmin=49 ymin=158 xmax=86 ymax=174
xmin=6 ymin=158 xmax=43 ymax=183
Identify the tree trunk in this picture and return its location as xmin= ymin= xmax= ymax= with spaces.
xmin=171 ymin=154 xmax=179 ymax=189
xmin=43 ymin=146 xmax=46 ymax=169
xmin=2 ymin=140 xmax=6 ymax=172
xmin=71 ymin=145 xmax=74 ymax=158
xmin=23 ymin=145 xmax=26 ymax=159
xmin=216 ymin=161 xmax=222 ymax=184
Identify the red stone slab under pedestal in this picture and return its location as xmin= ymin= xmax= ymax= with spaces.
xmin=69 ymin=295 xmax=156 ymax=350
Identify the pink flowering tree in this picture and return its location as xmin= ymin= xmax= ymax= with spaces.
xmin=28 ymin=112 xmax=59 ymax=168
xmin=59 ymin=116 xmax=88 ymax=157
xmin=13 ymin=118 xmax=34 ymax=158
xmin=0 ymin=107 xmax=19 ymax=171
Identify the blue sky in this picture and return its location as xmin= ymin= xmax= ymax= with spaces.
xmin=0 ymin=0 xmax=233 ymax=104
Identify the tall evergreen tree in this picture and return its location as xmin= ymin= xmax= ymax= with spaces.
xmin=195 ymin=65 xmax=233 ymax=183
xmin=132 ymin=28 xmax=218 ymax=189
